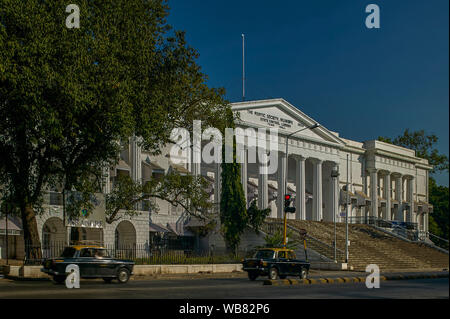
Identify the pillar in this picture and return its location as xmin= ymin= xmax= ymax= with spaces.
xmin=294 ymin=156 xmax=306 ymax=220
xmin=369 ymin=169 xmax=378 ymax=218
xmin=240 ymin=148 xmax=248 ymax=207
xmin=102 ymin=166 xmax=111 ymax=194
xmin=277 ymin=152 xmax=287 ymax=218
xmin=395 ymin=174 xmax=403 ymax=221
xmin=131 ymin=136 xmax=142 ymax=183
xmin=407 ymin=176 xmax=415 ymax=223
xmin=312 ymin=159 xmax=323 ymax=221
xmin=384 ymin=172 xmax=391 ymax=220
xmin=192 ymin=121 xmax=202 ymax=176
xmin=214 ymin=163 xmax=222 ymax=212
xmin=258 ymin=152 xmax=269 ymax=210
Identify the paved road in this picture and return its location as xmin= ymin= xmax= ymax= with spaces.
xmin=0 ymin=276 xmax=448 ymax=299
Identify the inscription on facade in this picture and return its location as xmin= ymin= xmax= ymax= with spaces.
xmin=247 ymin=110 xmax=300 ymax=130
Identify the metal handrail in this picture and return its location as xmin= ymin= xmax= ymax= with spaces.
xmin=349 ymin=216 xmax=449 ymax=251
xmin=370 ymin=217 xmax=419 ymax=241
xmin=426 ymin=232 xmax=449 ymax=244
xmin=284 ymin=223 xmax=345 ymax=254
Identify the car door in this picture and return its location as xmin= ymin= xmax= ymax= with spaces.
xmin=94 ymin=248 xmax=116 ymax=277
xmin=287 ymin=251 xmax=297 ymax=275
xmin=277 ymin=251 xmax=289 ymax=275
xmin=78 ymin=248 xmax=96 ymax=277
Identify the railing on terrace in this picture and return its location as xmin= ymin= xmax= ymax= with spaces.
xmin=348 ymin=216 xmax=420 ymax=241
xmin=347 ymin=216 xmax=449 ymax=251
xmin=347 ymin=216 xmax=418 ymax=230
xmin=23 ymin=241 xmax=248 ymax=266
xmin=261 ymin=222 xmax=346 ymax=263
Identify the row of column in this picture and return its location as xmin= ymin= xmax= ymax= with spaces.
xmin=240 ymin=149 xmax=338 ymax=222
xmin=123 ymin=139 xmax=339 ymax=224
xmin=369 ymin=169 xmax=415 ymax=222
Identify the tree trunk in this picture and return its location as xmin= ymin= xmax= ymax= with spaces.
xmin=21 ymin=203 xmax=42 ymax=260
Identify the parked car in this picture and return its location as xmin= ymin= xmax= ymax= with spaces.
xmin=242 ymin=248 xmax=310 ymax=281
xmin=41 ymin=245 xmax=134 ymax=284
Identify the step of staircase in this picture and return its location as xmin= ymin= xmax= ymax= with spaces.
xmin=265 ymin=218 xmax=449 ymax=271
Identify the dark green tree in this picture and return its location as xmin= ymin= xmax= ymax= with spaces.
xmin=428 ymin=178 xmax=449 ymax=240
xmin=378 ymin=129 xmax=449 ymax=174
xmin=219 ymin=109 xmax=247 ymax=254
xmin=0 ymin=0 xmax=228 ymax=247
xmin=262 ymin=229 xmax=299 ymax=250
xmin=247 ymin=200 xmax=271 ymax=234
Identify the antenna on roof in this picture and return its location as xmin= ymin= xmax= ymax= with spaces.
xmin=242 ymin=33 xmax=245 ymax=101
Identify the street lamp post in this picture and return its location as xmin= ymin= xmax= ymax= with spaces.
xmin=345 ymin=154 xmax=349 ymax=263
xmin=283 ymin=123 xmax=320 ymax=247
xmin=331 ymin=167 xmax=340 ymax=263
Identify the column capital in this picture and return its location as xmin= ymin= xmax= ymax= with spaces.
xmin=391 ymin=172 xmax=402 ymax=178
xmin=404 ymin=174 xmax=415 ymax=180
xmin=367 ymin=168 xmax=378 ymax=174
xmin=378 ymin=169 xmax=390 ymax=176
xmin=292 ymin=154 xmax=306 ymax=162
xmin=310 ymin=158 xmax=323 ymax=165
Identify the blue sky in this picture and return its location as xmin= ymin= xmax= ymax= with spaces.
xmin=167 ymin=0 xmax=449 ymax=186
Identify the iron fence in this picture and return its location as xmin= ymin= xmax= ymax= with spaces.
xmin=23 ymin=241 xmax=247 ymax=265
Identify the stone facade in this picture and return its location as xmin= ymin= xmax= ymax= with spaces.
xmin=25 ymin=98 xmax=433 ymax=251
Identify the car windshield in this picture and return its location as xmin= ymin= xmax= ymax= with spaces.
xmin=60 ymin=247 xmax=76 ymax=258
xmin=254 ymin=250 xmax=275 ymax=259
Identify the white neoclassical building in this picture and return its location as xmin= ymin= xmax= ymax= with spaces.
xmin=123 ymin=98 xmax=433 ymax=250
xmin=3 ymin=98 xmax=432 ymax=259
xmin=229 ymin=99 xmax=432 ymax=233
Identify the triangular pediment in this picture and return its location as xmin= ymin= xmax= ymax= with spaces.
xmin=231 ymin=98 xmax=345 ymax=146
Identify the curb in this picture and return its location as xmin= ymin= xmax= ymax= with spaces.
xmin=3 ymin=275 xmax=50 ymax=282
xmin=263 ymin=273 xmax=449 ymax=286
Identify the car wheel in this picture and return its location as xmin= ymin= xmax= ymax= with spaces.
xmin=268 ymin=267 xmax=279 ymax=280
xmin=117 ymin=268 xmax=130 ymax=284
xmin=53 ymin=275 xmax=66 ymax=284
xmin=279 ymin=275 xmax=287 ymax=279
xmin=299 ymin=268 xmax=308 ymax=279
xmin=103 ymin=278 xmax=113 ymax=284
xmin=247 ymin=271 xmax=258 ymax=281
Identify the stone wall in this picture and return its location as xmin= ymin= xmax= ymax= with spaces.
xmin=104 ymin=211 xmax=149 ymax=247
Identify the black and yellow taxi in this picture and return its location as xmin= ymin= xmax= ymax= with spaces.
xmin=242 ymin=248 xmax=310 ymax=281
xmin=41 ymin=245 xmax=134 ymax=284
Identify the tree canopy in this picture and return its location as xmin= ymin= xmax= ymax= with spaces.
xmin=0 ymin=0 xmax=229 ymax=246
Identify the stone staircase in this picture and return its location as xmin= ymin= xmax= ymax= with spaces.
xmin=266 ymin=218 xmax=449 ymax=271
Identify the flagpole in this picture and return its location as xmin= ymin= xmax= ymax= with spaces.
xmin=242 ymin=33 xmax=245 ymax=101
